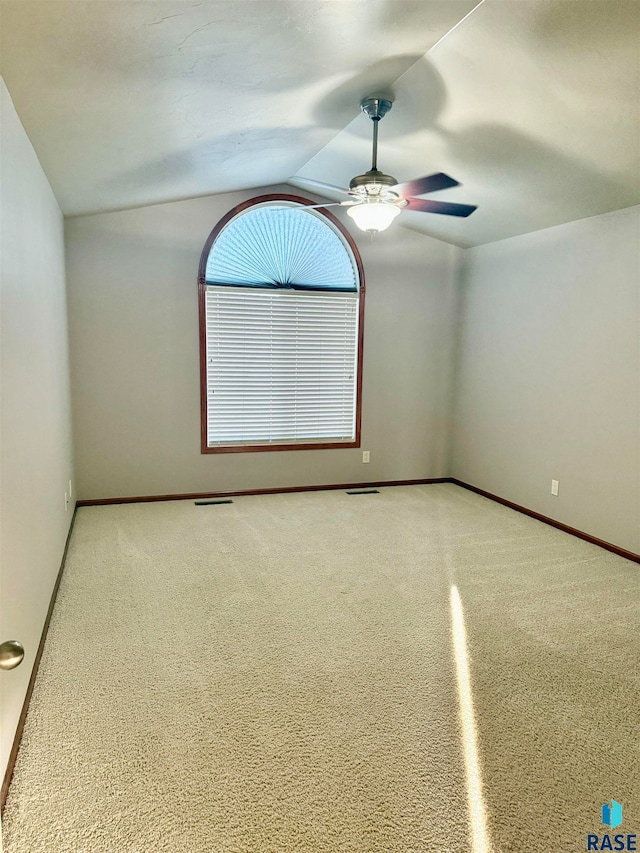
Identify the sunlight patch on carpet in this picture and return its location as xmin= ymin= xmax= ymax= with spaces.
xmin=451 ymin=584 xmax=492 ymax=853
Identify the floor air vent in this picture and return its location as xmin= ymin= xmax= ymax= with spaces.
xmin=346 ymin=489 xmax=380 ymax=495
xmin=194 ymin=499 xmax=233 ymax=506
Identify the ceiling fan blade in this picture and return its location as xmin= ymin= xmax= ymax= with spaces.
xmin=405 ymin=198 xmax=477 ymax=217
xmin=298 ymin=202 xmax=353 ymax=210
xmin=393 ymin=173 xmax=459 ymax=197
xmin=289 ymin=177 xmax=353 ymax=197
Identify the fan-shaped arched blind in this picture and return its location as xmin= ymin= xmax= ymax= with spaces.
xmin=205 ymin=204 xmax=357 ymax=291
xmin=199 ymin=197 xmax=364 ymax=452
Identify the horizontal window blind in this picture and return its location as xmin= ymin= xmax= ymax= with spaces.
xmin=205 ymin=287 xmax=359 ymax=446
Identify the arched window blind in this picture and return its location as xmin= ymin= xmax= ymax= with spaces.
xmin=205 ymin=204 xmax=357 ymax=291
xmin=198 ymin=196 xmax=365 ymax=453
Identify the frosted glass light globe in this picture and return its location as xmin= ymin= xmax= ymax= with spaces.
xmin=347 ymin=200 xmax=401 ymax=233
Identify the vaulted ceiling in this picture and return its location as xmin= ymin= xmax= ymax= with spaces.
xmin=1 ymin=0 xmax=638 ymax=247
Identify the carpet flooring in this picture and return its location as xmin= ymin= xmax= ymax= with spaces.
xmin=2 ymin=484 xmax=638 ymax=852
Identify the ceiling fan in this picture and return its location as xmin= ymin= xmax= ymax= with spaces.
xmin=294 ymin=95 xmax=477 ymax=234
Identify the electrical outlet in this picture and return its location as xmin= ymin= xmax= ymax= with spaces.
xmin=362 ymin=450 xmax=370 ymax=463
xmin=551 ymin=479 xmax=559 ymax=496
xmin=65 ymin=491 xmax=70 ymax=512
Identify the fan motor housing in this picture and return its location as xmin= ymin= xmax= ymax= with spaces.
xmin=349 ymin=169 xmax=398 ymax=196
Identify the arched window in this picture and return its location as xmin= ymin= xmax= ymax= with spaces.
xmin=198 ymin=194 xmax=365 ymax=453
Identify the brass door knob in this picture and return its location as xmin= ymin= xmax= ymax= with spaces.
xmin=0 ymin=640 xmax=25 ymax=670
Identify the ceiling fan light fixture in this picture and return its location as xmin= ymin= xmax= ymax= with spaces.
xmin=347 ymin=200 xmax=401 ymax=233
xmin=293 ymin=94 xmax=476 ymax=228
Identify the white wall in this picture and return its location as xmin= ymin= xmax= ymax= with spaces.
xmin=452 ymin=205 xmax=640 ymax=554
xmin=65 ymin=189 xmax=462 ymax=501
xmin=0 ymin=78 xmax=75 ymax=781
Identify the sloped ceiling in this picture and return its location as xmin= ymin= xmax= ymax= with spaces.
xmin=1 ymin=0 xmax=638 ymax=247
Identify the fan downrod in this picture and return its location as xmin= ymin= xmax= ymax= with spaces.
xmin=356 ymin=95 xmax=396 ymax=180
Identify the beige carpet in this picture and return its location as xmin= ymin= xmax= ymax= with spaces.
xmin=2 ymin=484 xmax=638 ymax=852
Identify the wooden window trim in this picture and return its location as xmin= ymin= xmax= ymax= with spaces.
xmin=198 ymin=194 xmax=365 ymax=454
